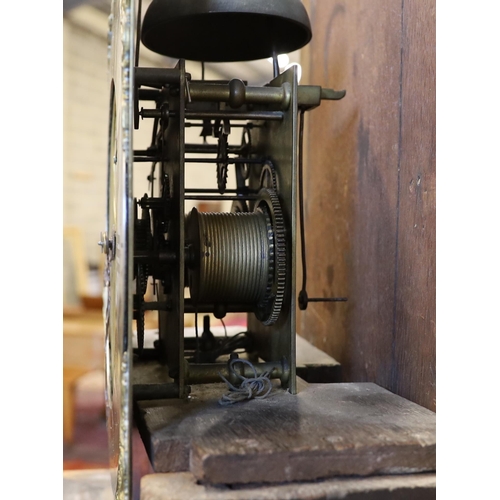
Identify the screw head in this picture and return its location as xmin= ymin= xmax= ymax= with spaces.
xmin=98 ymin=231 xmax=110 ymax=254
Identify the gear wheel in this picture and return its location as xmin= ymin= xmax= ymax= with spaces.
xmin=238 ymin=125 xmax=252 ymax=180
xmin=215 ymin=119 xmax=230 ymax=194
xmin=133 ymin=198 xmax=153 ymax=354
xmin=230 ymin=198 xmax=249 ymax=213
xmin=254 ymin=188 xmax=286 ymax=326
xmin=216 ymin=133 xmax=228 ymax=194
xmin=259 ymin=160 xmax=279 ymax=192
xmin=135 ymin=264 xmax=147 ymax=353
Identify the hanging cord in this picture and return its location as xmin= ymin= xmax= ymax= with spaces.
xmin=218 ymin=358 xmax=274 ymax=406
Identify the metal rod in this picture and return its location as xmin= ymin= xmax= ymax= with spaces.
xmin=134 ymin=149 xmax=158 ymax=157
xmin=134 ymin=157 xmax=160 ymax=162
xmin=135 ymin=67 xmax=184 ymax=88
xmin=134 ymin=250 xmax=177 ymax=264
xmin=141 ymin=301 xmax=171 ymax=311
xmin=298 ymin=109 xmax=307 ymax=297
xmin=188 ymin=80 xmax=290 ymax=110
xmin=140 ymin=109 xmax=282 ymax=121
xmin=185 ymin=143 xmax=244 ymax=154
xmin=140 ymin=108 xmax=169 ymax=119
xmin=183 ymin=336 xmax=248 ymax=350
xmin=185 ymin=122 xmax=261 ymax=129
xmin=184 ymin=300 xmax=254 ymax=314
xmin=134 ymin=0 xmax=143 ymax=68
xmin=307 ymin=297 xmax=348 ymax=302
xmin=296 ymin=108 xmax=348 ymax=311
xmin=138 ymin=88 xmax=162 ymax=101
xmin=186 ymin=360 xmax=287 ymax=385
xmin=134 ymin=156 xmax=263 ymax=165
xmin=184 ymin=195 xmax=258 ymax=201
xmin=133 ymin=383 xmax=181 ymax=400
xmin=184 ymin=157 xmax=263 ymax=164
xmin=185 ymin=110 xmax=283 ymax=121
xmin=185 ymin=188 xmax=256 ymax=194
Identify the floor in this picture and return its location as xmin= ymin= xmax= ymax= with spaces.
xmin=63 ymin=370 xmax=154 ymax=499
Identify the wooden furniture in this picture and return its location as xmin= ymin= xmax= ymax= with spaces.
xmin=63 ymin=225 xmax=107 ymax=442
xmin=63 ymin=307 xmax=161 ymax=443
xmin=63 ymin=308 xmax=106 ymax=443
xmin=299 ymin=0 xmax=436 ymax=411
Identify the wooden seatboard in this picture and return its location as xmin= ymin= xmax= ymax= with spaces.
xmin=135 ymin=382 xmax=435 ymax=485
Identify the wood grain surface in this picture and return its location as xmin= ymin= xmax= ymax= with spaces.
xmin=298 ymin=0 xmax=436 ymax=410
xmin=393 ymin=0 xmax=436 ymax=409
xmin=135 ymin=383 xmax=435 ymax=485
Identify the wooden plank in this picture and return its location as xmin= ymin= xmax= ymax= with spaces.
xmin=299 ymin=0 xmax=436 ymax=410
xmin=296 ymin=334 xmax=341 ymax=382
xmin=298 ymin=0 xmax=403 ymax=389
xmin=135 ymin=383 xmax=435 ymax=484
xmin=141 ymin=471 xmax=436 ymax=500
xmin=392 ymin=0 xmax=436 ymax=410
